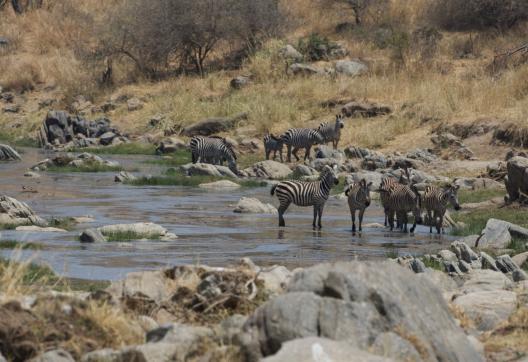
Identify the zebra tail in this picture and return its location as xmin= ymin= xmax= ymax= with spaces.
xmin=270 ymin=184 xmax=277 ymax=196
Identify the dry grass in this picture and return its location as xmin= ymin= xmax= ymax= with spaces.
xmin=483 ymin=307 xmax=528 ymax=357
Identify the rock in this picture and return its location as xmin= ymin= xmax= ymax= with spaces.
xmin=451 ymin=241 xmax=480 ymax=263
xmin=406 ymin=148 xmax=437 ymax=163
xmin=495 ymin=255 xmax=519 ymax=273
xmin=127 ymin=97 xmax=143 ymax=111
xmin=478 ymin=219 xmax=528 ymax=249
xmin=99 ymin=131 xmax=117 ymax=145
xmin=258 ymin=265 xmax=292 ymax=294
xmin=513 ymin=269 xmax=528 ymax=281
xmin=344 ymin=146 xmax=376 ymax=159
xmin=279 ymin=45 xmax=304 ymax=62
xmin=245 ymin=160 xmax=292 ymax=180
xmin=438 ymin=249 xmax=458 ymax=263
xmin=1 ymin=92 xmax=14 ymax=102
xmin=156 ymin=137 xmax=186 ymax=154
xmin=293 ymin=164 xmax=318 ymax=177
xmin=30 ymin=349 xmax=75 ymax=362
xmin=459 ymin=269 xmax=513 ymax=294
xmin=98 ymin=222 xmax=177 ymax=241
xmin=147 ymin=322 xmax=213 ymax=344
xmin=24 ymin=171 xmax=40 ymax=178
xmin=240 ymin=261 xmax=483 ymax=361
xmin=230 ymin=75 xmax=251 ymax=89
xmin=334 ymin=59 xmax=368 ymax=76
xmin=453 ymin=290 xmax=517 ymax=331
xmin=341 ymin=101 xmax=392 ymax=118
xmin=217 ymin=314 xmax=247 ymax=345
xmin=361 ymin=155 xmax=389 ymax=170
xmin=107 ymin=270 xmax=175 ymax=304
xmin=262 ymin=337 xmax=391 ymax=362
xmin=347 ymin=171 xmax=384 ymax=188
xmin=512 ymin=251 xmax=528 ymax=268
xmin=371 ymin=332 xmax=422 ymax=362
xmin=15 ymin=226 xmax=66 ymax=232
xmin=315 ymin=145 xmax=345 ymax=160
xmin=458 ymin=260 xmax=472 ymax=273
xmin=0 ymin=195 xmax=47 ymax=227
xmin=289 ymin=63 xmax=324 ymax=76
xmin=453 ymin=177 xmax=504 ymax=190
xmin=234 ymin=197 xmax=277 ymax=214
xmin=418 ymin=270 xmax=458 ymax=292
xmin=504 ymin=156 xmax=528 ymax=204
xmin=79 ymin=228 xmax=106 ymax=243
xmin=115 ymin=171 xmax=136 ymax=183
xmin=310 ymin=158 xmax=343 ymax=171
xmin=444 ymin=260 xmax=463 ymax=275
xmin=0 ymin=144 xmax=21 ymax=161
xmin=391 ymin=157 xmax=425 ymax=170
xmin=3 ymin=104 xmax=20 ymax=113
xmin=431 ymin=132 xmax=463 ymax=147
xmin=214 ymin=165 xmax=239 ymax=178
xmin=181 ymin=112 xmax=248 ymax=136
xmin=199 ymin=180 xmax=240 ymax=189
xmin=409 ymin=258 xmax=426 ymax=273
xmin=480 ymin=252 xmax=499 ymax=271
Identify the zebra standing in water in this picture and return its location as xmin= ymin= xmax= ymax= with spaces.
xmin=423 ymin=183 xmax=461 ymax=234
xmin=379 ymin=173 xmax=408 ymax=227
xmin=263 ymin=134 xmax=284 ymax=162
xmin=382 ymin=183 xmax=423 ymax=233
xmin=271 ymin=165 xmax=339 ymax=228
xmin=190 ymin=136 xmax=238 ymax=173
xmin=345 ymin=179 xmax=372 ymax=232
xmin=281 ymin=128 xmax=324 ymax=162
xmin=317 ymin=114 xmax=345 ymax=149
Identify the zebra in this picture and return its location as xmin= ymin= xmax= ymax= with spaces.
xmin=423 ymin=183 xmax=461 ymax=234
xmin=263 ymin=134 xmax=284 ymax=162
xmin=345 ymin=179 xmax=372 ymax=232
xmin=281 ymin=128 xmax=324 ymax=163
xmin=379 ymin=173 xmax=409 ymax=227
xmin=382 ymin=183 xmax=423 ymax=233
xmin=317 ymin=114 xmax=344 ymax=149
xmin=190 ymin=136 xmax=238 ymax=173
xmin=270 ymin=165 xmax=339 ymax=228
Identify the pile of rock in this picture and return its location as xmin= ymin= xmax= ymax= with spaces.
xmin=155 ymin=137 xmax=186 ymax=154
xmin=38 ymin=110 xmax=129 ymax=149
xmin=0 ymin=195 xmax=47 ymax=227
xmin=431 ymin=132 xmax=474 ymax=160
xmin=31 ymin=153 xmax=120 ymax=171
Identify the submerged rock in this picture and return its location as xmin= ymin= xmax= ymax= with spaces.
xmin=96 ymin=222 xmax=177 ymax=241
xmin=79 ymin=228 xmax=106 ymax=243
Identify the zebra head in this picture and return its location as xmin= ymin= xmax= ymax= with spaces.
xmin=335 ymin=114 xmax=344 ymax=129
xmin=411 ymin=185 xmax=423 ymax=225
xmin=321 ymin=165 xmax=339 ymax=187
xmin=359 ymin=179 xmax=373 ymax=207
xmin=444 ymin=184 xmax=461 ymax=211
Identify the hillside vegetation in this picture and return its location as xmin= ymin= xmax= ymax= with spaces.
xmin=1 ymin=0 xmax=528 ymax=151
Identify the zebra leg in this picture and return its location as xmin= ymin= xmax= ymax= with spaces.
xmin=317 ymin=205 xmax=324 ymax=229
xmin=279 ymin=149 xmax=283 ymax=163
xmin=350 ymin=207 xmax=356 ymax=232
xmin=292 ymin=147 xmax=300 ymax=161
xmin=278 ymin=201 xmax=290 ymax=227
xmin=388 ymin=211 xmax=395 ymax=231
xmin=304 ymin=146 xmax=311 ymax=161
xmin=313 ymin=206 xmax=318 ymax=229
xmin=384 ymin=208 xmax=388 ymax=227
xmin=427 ymin=209 xmax=433 ymax=233
xmin=265 ymin=149 xmax=270 ymax=160
xmin=359 ymin=208 xmax=365 ymax=232
xmin=287 ymin=145 xmax=292 ymax=162
xmin=410 ymin=213 xmax=417 ymax=233
xmin=435 ymin=210 xmax=442 ymax=234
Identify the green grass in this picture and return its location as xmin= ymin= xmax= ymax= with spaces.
xmin=332 ymin=176 xmax=346 ymax=195
xmin=47 ymin=162 xmax=123 ymax=173
xmin=103 ymin=230 xmax=162 ymax=242
xmin=451 ymin=207 xmax=528 ymax=237
xmin=458 ymin=189 xmax=505 ymax=204
xmin=507 ymin=237 xmax=527 ymax=256
xmin=73 ymin=142 xmax=157 ymax=155
xmin=422 ymin=257 xmax=444 ymax=271
xmin=0 ymin=134 xmax=39 ymax=148
xmin=0 ymin=223 xmax=23 ymax=230
xmin=0 ymin=240 xmax=42 ymax=250
xmin=49 ymin=217 xmax=77 ymax=231
xmin=385 ymin=248 xmax=399 ymax=258
xmin=143 ymin=149 xmax=191 ymax=167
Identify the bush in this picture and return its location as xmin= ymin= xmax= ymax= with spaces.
xmin=428 ymin=0 xmax=528 ymax=31
xmin=297 ymin=33 xmax=340 ymax=61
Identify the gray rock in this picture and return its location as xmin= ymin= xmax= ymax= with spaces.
xmin=0 ymin=144 xmax=21 ymax=161
xmin=279 ymin=45 xmax=304 ymax=62
xmin=98 ymin=222 xmax=177 ymax=241
xmin=451 ymin=240 xmax=480 ymax=263
xmin=438 ymin=249 xmax=458 ymax=263
xmin=233 ymin=197 xmax=277 ymax=214
xmin=3 ymin=104 xmax=20 ymax=113
xmin=444 ymin=260 xmax=463 ymax=275
xmin=495 ymin=255 xmax=519 ymax=273
xmin=406 ymin=148 xmax=437 ymax=163
xmin=335 ymin=59 xmax=368 ymax=76
xmin=217 ymin=314 xmax=247 ymax=344
xmin=79 ymin=228 xmax=106 ymax=243
xmin=146 ymin=322 xmax=213 ymax=344
xmin=30 ymin=349 xmax=74 ymax=362
xmin=24 ymin=171 xmax=40 ymax=178
xmin=230 ymin=75 xmax=251 ymax=89
xmin=458 ymin=260 xmax=472 ymax=273
xmin=213 ymin=165 xmax=239 ymax=178
xmin=0 ymin=195 xmax=47 ymax=227
xmin=245 ymin=160 xmax=292 ymax=180
xmin=480 ymin=252 xmax=499 ymax=271
xmin=240 ymin=261 xmax=483 ymax=361
xmin=459 ymin=269 xmax=513 ymax=294
xmin=293 ymin=164 xmax=318 ymax=177
xmin=310 ymin=158 xmax=342 ymax=171
xmin=106 ymin=270 xmax=175 ymax=304
xmin=289 ymin=63 xmax=324 ymax=76
xmin=181 ymin=112 xmax=247 ymax=137
xmin=99 ymin=131 xmax=117 ymax=145
xmin=504 ymin=156 xmax=528 ymax=204
xmin=371 ymin=332 xmax=421 ymax=361
xmin=315 ymin=145 xmax=345 ymax=160
xmin=341 ymin=101 xmax=392 ymax=118
xmin=258 ymin=265 xmax=292 ymax=295
xmin=199 ymin=180 xmax=240 ymax=189
xmin=156 ymin=137 xmax=186 ymax=154
xmin=478 ymin=218 xmax=528 ymax=249
xmin=512 ymin=251 xmax=528 ymax=268
xmin=513 ymin=269 xmax=528 ymax=281
xmin=410 ymin=258 xmax=426 ymax=273
xmin=347 ymin=171 xmax=384 ymax=189
xmin=454 ymin=177 xmax=504 ymax=190
xmin=114 ymin=171 xmax=136 ymax=183
xmin=127 ymin=97 xmax=143 ymax=111
xmin=418 ymin=269 xmax=458 ymax=292
xmin=262 ymin=337 xmax=392 ymax=362
xmin=182 ymin=163 xmax=222 ymax=177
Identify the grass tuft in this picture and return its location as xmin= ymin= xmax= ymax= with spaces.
xmin=451 ymin=207 xmax=528 ymax=237
xmin=73 ymin=143 xmax=157 ymax=155
xmin=458 ymin=189 xmax=505 ymax=204
xmin=0 ymin=240 xmax=42 ymax=250
xmin=103 ymin=230 xmax=161 ymax=242
xmin=144 ymin=149 xmax=191 ymax=166
xmin=47 ymin=162 xmax=123 ymax=173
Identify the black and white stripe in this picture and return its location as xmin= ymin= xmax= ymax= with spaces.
xmin=317 ymin=114 xmax=344 ymax=149
xmin=190 ymin=136 xmax=237 ymax=172
xmin=379 ymin=174 xmax=408 ymax=227
xmin=263 ymin=134 xmax=284 ymax=162
xmin=423 ymin=184 xmax=460 ymax=234
xmin=271 ymin=165 xmax=339 ymax=228
xmin=281 ymin=128 xmax=324 ymax=162
xmin=345 ymin=179 xmax=372 ymax=232
xmin=381 ymin=183 xmax=422 ymax=233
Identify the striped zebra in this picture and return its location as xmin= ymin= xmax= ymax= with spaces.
xmin=423 ymin=184 xmax=461 ymax=234
xmin=317 ymin=114 xmax=344 ymax=149
xmin=270 ymin=165 xmax=339 ymax=228
xmin=263 ymin=134 xmax=284 ymax=162
xmin=345 ymin=179 xmax=372 ymax=232
xmin=379 ymin=174 xmax=408 ymax=227
xmin=281 ymin=128 xmax=324 ymax=162
xmin=190 ymin=136 xmax=237 ymax=172
xmin=382 ymin=183 xmax=423 ymax=233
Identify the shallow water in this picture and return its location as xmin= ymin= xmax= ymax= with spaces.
xmin=0 ymin=148 xmax=455 ymax=281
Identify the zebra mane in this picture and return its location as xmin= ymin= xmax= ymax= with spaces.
xmin=268 ymin=134 xmax=281 ymax=141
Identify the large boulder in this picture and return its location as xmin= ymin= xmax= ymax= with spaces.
xmin=244 ymin=160 xmax=292 ymax=180
xmin=289 ymin=63 xmax=324 ymax=76
xmin=30 ymin=349 xmax=74 ymax=362
xmin=181 ymin=163 xmax=222 ymax=177
xmin=0 ymin=195 xmax=47 ymax=227
xmin=239 ymin=261 xmax=483 ymax=361
xmin=181 ymin=112 xmax=247 ymax=136
xmin=278 ymin=45 xmax=304 ymax=62
xmin=97 ymin=222 xmax=177 ymax=241
xmin=477 ymin=218 xmax=528 ymax=249
xmin=156 ymin=137 xmax=187 ymax=154
xmin=334 ymin=59 xmax=368 ymax=77
xmin=504 ymin=156 xmax=528 ymax=204
xmin=454 ymin=177 xmax=504 ymax=190
xmin=341 ymin=101 xmax=392 ymax=118
xmin=233 ymin=197 xmax=277 ymax=214
xmin=0 ymin=144 xmax=21 ymax=161
xmin=230 ymin=75 xmax=251 ymax=90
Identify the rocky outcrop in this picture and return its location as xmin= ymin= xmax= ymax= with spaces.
xmin=279 ymin=45 xmax=304 ymax=62
xmin=341 ymin=101 xmax=392 ymax=118
xmin=504 ymin=156 xmax=528 ymax=204
xmin=233 ymin=197 xmax=277 ymax=214
xmin=477 ymin=218 xmax=528 ymax=249
xmin=431 ymin=132 xmax=475 ymax=160
xmin=454 ymin=177 xmax=504 ymax=190
xmin=0 ymin=195 xmax=47 ymax=227
xmin=239 ymin=261 xmax=483 ymax=361
xmin=288 ymin=63 xmax=324 ymax=76
xmin=181 ymin=112 xmax=248 ymax=137
xmin=181 ymin=163 xmax=238 ymax=178
xmin=0 ymin=144 xmax=21 ymax=161
xmin=156 ymin=137 xmax=187 ymax=154
xmin=31 ymin=153 xmax=120 ymax=171
xmin=242 ymin=160 xmax=292 ymax=179
xmin=334 ymin=59 xmax=368 ymax=76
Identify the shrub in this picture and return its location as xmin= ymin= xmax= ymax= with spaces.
xmin=428 ymin=0 xmax=528 ymax=31
xmin=297 ymin=33 xmax=340 ymax=61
